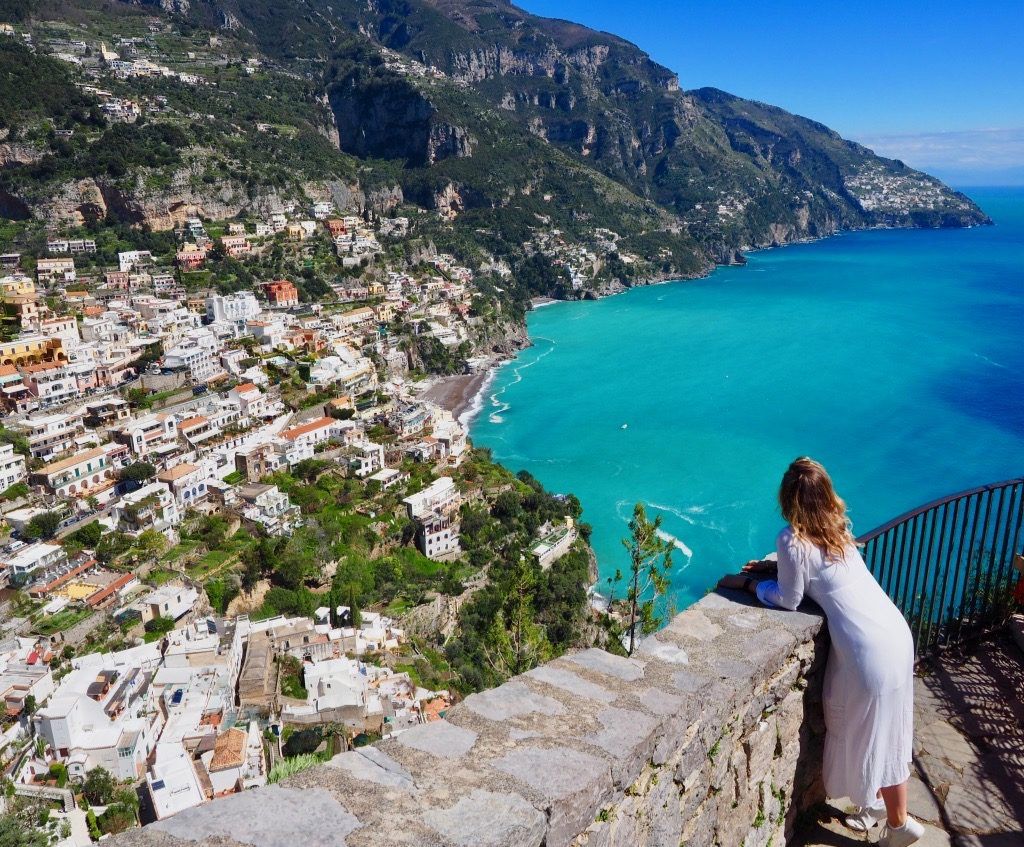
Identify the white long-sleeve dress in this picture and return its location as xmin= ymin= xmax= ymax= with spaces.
xmin=756 ymin=526 xmax=914 ymax=807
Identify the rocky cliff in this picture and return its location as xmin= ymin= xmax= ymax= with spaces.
xmin=2 ymin=0 xmax=990 ymax=289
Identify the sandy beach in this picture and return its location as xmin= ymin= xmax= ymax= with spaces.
xmin=420 ymin=369 xmax=493 ymax=421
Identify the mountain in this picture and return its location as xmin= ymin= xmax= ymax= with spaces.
xmin=0 ymin=0 xmax=990 ymax=305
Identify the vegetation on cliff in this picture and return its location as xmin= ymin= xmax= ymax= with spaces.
xmin=0 ymin=0 xmax=989 ymax=317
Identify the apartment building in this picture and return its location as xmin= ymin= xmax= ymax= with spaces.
xmin=19 ymin=360 xmax=79 ymax=407
xmin=112 ymin=481 xmax=182 ymax=538
xmin=16 ymin=410 xmax=86 ymax=460
xmin=162 ymin=331 xmax=221 ymax=382
xmin=115 ymin=413 xmax=178 ymax=457
xmin=402 ymin=477 xmax=460 ymax=520
xmin=0 ymin=443 xmax=27 ymax=491
xmin=36 ymin=258 xmax=76 ymax=284
xmin=262 ymin=280 xmax=298 ymax=308
xmin=236 ymin=484 xmax=300 ymax=536
xmin=206 ymin=292 xmax=260 ymax=327
xmin=1 ymin=542 xmax=67 ymax=583
xmin=33 ymin=445 xmax=117 ymax=499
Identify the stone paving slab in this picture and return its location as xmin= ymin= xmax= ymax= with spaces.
xmin=794 ymin=632 xmax=1024 ymax=847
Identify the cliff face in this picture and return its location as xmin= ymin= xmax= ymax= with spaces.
xmin=192 ymin=0 xmax=987 ymax=255
xmin=327 ymin=71 xmax=475 ymax=166
xmin=3 ymin=0 xmax=990 ymax=286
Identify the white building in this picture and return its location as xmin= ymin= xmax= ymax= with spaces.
xmin=402 ymin=477 xmax=459 ymax=520
xmin=419 ymin=513 xmax=459 ymax=560
xmin=349 ymin=441 xmax=384 ymax=478
xmin=237 ymin=484 xmax=300 ymax=535
xmin=0 ymin=443 xmax=27 ymax=492
xmin=115 ymin=413 xmax=178 ymax=457
xmin=162 ymin=329 xmax=221 ymax=382
xmin=15 ymin=410 xmax=86 ymax=460
xmin=112 ymin=482 xmax=182 ymax=538
xmin=118 ymin=250 xmax=153 ymax=273
xmin=133 ymin=585 xmax=199 ymax=624
xmin=206 ymin=292 xmax=260 ymax=328
xmin=1 ymin=542 xmax=67 ymax=584
xmin=34 ymin=646 xmax=163 ymax=781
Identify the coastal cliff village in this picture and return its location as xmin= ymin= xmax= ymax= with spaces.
xmin=0 ymin=24 xmax=601 ymax=842
xmin=0 ymin=3 xmax=990 ymax=842
xmin=0 ymin=190 xmax=590 ymax=832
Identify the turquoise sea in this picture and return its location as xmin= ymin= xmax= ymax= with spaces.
xmin=470 ymin=188 xmax=1024 ymax=610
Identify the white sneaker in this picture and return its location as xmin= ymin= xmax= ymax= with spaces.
xmin=844 ymin=804 xmax=886 ymax=832
xmin=878 ymin=816 xmax=925 ymax=847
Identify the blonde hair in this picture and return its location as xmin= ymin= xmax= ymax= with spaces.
xmin=779 ymin=457 xmax=854 ymax=560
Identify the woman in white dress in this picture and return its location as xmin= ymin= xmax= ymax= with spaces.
xmin=718 ymin=457 xmax=924 ymax=847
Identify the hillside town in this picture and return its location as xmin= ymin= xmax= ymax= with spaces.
xmin=0 ymin=178 xmax=592 ymax=841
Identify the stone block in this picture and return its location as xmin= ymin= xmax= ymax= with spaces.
xmin=151 ymin=786 xmax=360 ymax=847
xmin=421 ymin=789 xmax=546 ymax=847
xmin=636 ymin=686 xmax=684 ymax=716
xmin=916 ymin=719 xmax=979 ymax=769
xmin=395 ymin=719 xmax=477 ymax=759
xmin=490 ymin=745 xmax=611 ymax=847
xmin=635 ymin=637 xmax=689 ymax=665
xmin=326 ymin=746 xmax=415 ymax=792
xmin=774 ymin=688 xmax=806 ymax=743
xmin=660 ymin=608 xmax=724 ymax=642
xmin=583 ymin=707 xmax=660 ymax=788
xmin=645 ymin=781 xmax=685 ymax=847
xmin=744 ymin=718 xmax=779 ymax=783
xmin=463 ymin=680 xmax=566 ymax=722
xmin=526 ymin=664 xmax=616 ymax=703
xmin=565 ymin=648 xmax=645 ymax=682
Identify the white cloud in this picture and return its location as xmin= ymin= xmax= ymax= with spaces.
xmin=854 ymin=127 xmax=1024 ymax=173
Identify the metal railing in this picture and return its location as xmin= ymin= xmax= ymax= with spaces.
xmin=857 ymin=477 xmax=1024 ymax=660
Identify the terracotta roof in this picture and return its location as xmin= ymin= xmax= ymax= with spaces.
xmin=234 ymin=383 xmax=259 ymax=394
xmin=177 ymin=416 xmax=208 ymax=430
xmin=40 ymin=446 xmax=107 ymax=476
xmin=208 ymin=727 xmax=247 ymax=772
xmin=281 ymin=416 xmax=334 ymax=442
xmin=0 ymin=364 xmax=18 ymax=376
xmin=19 ymin=361 xmax=64 ymax=374
xmin=157 ymin=463 xmax=198 ymax=482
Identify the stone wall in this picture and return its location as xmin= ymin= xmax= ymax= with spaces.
xmin=115 ymin=592 xmax=828 ymax=847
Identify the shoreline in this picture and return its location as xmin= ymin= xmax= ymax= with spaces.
xmin=430 ymin=218 xmax=993 ymax=449
xmin=420 ymin=365 xmax=501 ymax=424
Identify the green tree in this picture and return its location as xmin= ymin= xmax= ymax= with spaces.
xmin=124 ymin=388 xmax=152 ymax=410
xmin=67 ymin=521 xmax=103 ymax=549
xmin=119 ymin=462 xmax=156 ymax=484
xmin=483 ymin=558 xmax=551 ymax=679
xmin=0 ymin=813 xmax=49 ymax=847
xmin=96 ymin=531 xmax=132 ymax=564
xmin=347 ymin=587 xmax=362 ymax=627
xmin=622 ymin=503 xmax=674 ymax=655
xmin=81 ymin=767 xmax=116 ymax=806
xmin=135 ymin=529 xmax=168 ymax=561
xmin=24 ymin=511 xmax=61 ymax=540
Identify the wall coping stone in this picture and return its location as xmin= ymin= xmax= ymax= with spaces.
xmin=112 ymin=590 xmax=827 ymax=847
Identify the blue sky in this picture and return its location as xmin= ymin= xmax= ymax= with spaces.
xmin=520 ymin=1 xmax=1024 ymax=184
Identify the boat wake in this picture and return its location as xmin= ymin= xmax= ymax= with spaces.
xmin=973 ymin=352 xmax=1008 ymax=369
xmin=656 ymin=528 xmax=693 ymax=560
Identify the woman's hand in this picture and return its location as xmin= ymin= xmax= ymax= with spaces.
xmin=741 ymin=559 xmax=777 ymax=574
xmin=717 ymin=572 xmax=766 ymax=593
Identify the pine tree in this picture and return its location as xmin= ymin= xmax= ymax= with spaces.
xmin=622 ymin=503 xmax=674 ymax=655
xmin=483 ymin=558 xmax=551 ymax=680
